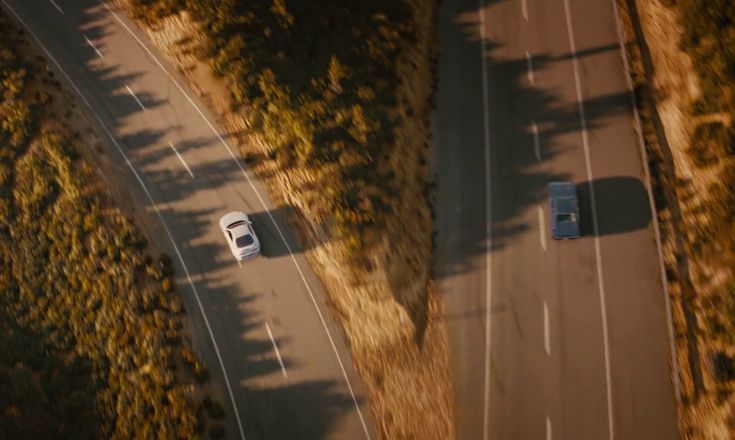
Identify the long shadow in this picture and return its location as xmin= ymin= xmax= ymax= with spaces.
xmin=433 ymin=2 xmax=633 ymax=282
xmin=132 ymin=206 xmax=356 ymax=439
xmin=0 ymin=0 xmax=363 ymax=437
xmin=157 ymin=206 xmax=356 ymax=438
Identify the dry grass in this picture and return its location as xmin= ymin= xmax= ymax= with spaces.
xmin=115 ymin=2 xmax=455 ymax=438
xmin=618 ymin=0 xmax=735 ymax=437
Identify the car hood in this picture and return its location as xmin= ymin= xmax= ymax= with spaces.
xmin=554 ymin=221 xmax=581 ymax=238
xmin=220 ymin=211 xmax=248 ymax=229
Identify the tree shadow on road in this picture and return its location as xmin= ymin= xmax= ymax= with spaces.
xmin=135 ymin=204 xmax=360 ymax=438
xmin=6 ymin=0 xmax=365 ymax=437
xmin=433 ymin=0 xmax=636 ymax=283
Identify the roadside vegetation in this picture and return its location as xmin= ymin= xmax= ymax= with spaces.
xmin=619 ymin=0 xmax=735 ymax=436
xmin=0 ymin=10 xmax=225 ymax=438
xmin=119 ymin=0 xmax=453 ymax=437
xmin=127 ymin=0 xmax=423 ymax=257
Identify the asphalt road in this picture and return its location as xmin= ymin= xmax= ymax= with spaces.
xmin=433 ymin=0 xmax=679 ymax=439
xmin=2 ymin=1 xmax=372 ymax=439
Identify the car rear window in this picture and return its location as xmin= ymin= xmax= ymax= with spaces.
xmin=227 ymin=220 xmax=248 ymax=228
xmin=557 ymin=213 xmax=576 ymax=223
xmin=236 ymin=234 xmax=254 ymax=248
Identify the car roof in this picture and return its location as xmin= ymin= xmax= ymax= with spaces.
xmin=554 ymin=197 xmax=576 ymax=215
xmin=230 ymin=223 xmax=252 ymax=237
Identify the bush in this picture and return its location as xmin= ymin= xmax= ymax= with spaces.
xmin=204 ymin=397 xmax=226 ymax=420
xmin=123 ymin=0 xmax=418 ymax=254
xmin=687 ymin=121 xmax=733 ymax=167
xmin=161 ymin=277 xmax=173 ymax=293
xmin=159 ymin=253 xmax=174 ymax=276
xmin=208 ymin=424 xmax=226 ymax=439
xmin=0 ymin=9 xmax=221 ymax=437
xmin=713 ymin=351 xmax=735 ymax=382
xmin=675 ymin=0 xmax=735 ymax=113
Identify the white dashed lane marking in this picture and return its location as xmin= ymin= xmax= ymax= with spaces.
xmin=168 ymin=142 xmax=194 ymax=179
xmin=125 ymin=84 xmax=146 ymax=111
xmin=49 ymin=0 xmax=63 ymax=14
xmin=84 ymin=35 xmax=103 ymax=59
xmin=265 ymin=322 xmax=288 ymax=378
xmin=526 ymin=51 xmax=535 ymax=84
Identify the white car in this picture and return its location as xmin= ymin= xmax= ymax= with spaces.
xmin=219 ymin=211 xmax=261 ymax=261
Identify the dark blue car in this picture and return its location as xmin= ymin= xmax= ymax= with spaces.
xmin=548 ymin=181 xmax=581 ymax=239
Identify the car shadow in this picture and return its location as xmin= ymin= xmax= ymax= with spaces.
xmin=576 ymin=176 xmax=652 ymax=237
xmin=248 ymin=204 xmax=330 ymax=259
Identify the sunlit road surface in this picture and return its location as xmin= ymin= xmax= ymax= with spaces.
xmin=2 ymin=0 xmax=373 ymax=438
xmin=432 ymin=0 xmax=679 ymax=438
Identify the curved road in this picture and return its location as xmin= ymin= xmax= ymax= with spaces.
xmin=433 ymin=0 xmax=679 ymax=439
xmin=2 ymin=1 xmax=372 ymax=439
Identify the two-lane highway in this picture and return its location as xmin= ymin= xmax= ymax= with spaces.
xmin=434 ymin=0 xmax=678 ymax=438
xmin=2 ymin=1 xmax=372 ymax=438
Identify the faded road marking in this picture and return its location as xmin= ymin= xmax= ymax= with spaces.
xmin=84 ymin=35 xmax=103 ymax=59
xmin=125 ymin=84 xmax=146 ymax=111
xmin=532 ymin=121 xmax=541 ymax=161
xmin=538 ymin=205 xmax=547 ymax=251
xmin=168 ymin=142 xmax=194 ymax=178
xmin=265 ymin=322 xmax=288 ymax=378
xmin=526 ymin=51 xmax=535 ymax=84
xmin=544 ymin=301 xmax=550 ymax=355
xmin=563 ymin=0 xmax=614 ymax=437
xmin=49 ymin=0 xmax=63 ymax=13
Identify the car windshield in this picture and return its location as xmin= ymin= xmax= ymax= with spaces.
xmin=236 ymin=234 xmax=254 ymax=248
xmin=227 ymin=220 xmax=248 ymax=228
xmin=557 ymin=213 xmax=576 ymax=223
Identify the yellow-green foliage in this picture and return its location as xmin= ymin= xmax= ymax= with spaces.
xmin=128 ymin=0 xmax=424 ymax=252
xmin=0 ymin=11 xmax=214 ymax=438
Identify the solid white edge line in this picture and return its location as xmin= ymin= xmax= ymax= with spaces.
xmin=522 ymin=0 xmax=528 ymax=20
xmin=526 ymin=50 xmax=535 ymax=85
xmin=562 ymin=1 xmax=615 ymax=438
xmin=168 ymin=142 xmax=194 ymax=179
xmin=543 ymin=301 xmax=550 ymax=355
xmin=608 ymin=0 xmax=681 ymax=401
xmin=49 ymin=0 xmax=63 ymax=14
xmin=546 ymin=416 xmax=552 ymax=440
xmin=532 ymin=121 xmax=541 ymax=161
xmin=125 ymin=84 xmax=146 ymax=111
xmin=98 ymin=2 xmax=372 ymax=437
xmin=265 ymin=322 xmax=288 ymax=378
xmin=538 ymin=205 xmax=547 ymax=251
xmin=0 ymin=3 xmax=248 ymax=439
xmin=84 ymin=35 xmax=103 ymax=59
xmin=478 ymin=2 xmax=494 ymax=440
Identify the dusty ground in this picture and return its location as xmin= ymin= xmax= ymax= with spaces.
xmin=618 ymin=0 xmax=735 ymax=437
xmin=115 ymin=2 xmax=455 ymax=438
